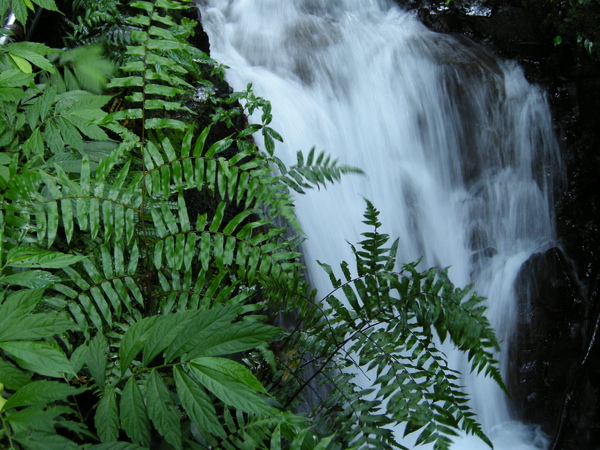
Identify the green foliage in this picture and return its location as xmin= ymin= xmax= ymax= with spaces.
xmin=65 ymin=0 xmax=133 ymax=61
xmin=1 ymin=0 xmax=505 ymax=448
xmin=0 ymin=287 xmax=84 ymax=448
xmin=556 ymin=0 xmax=600 ymax=57
xmin=0 ymin=0 xmax=60 ymax=33
xmin=294 ymin=200 xmax=504 ymax=450
xmin=522 ymin=0 xmax=600 ymax=60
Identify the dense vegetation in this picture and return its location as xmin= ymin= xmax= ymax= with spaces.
xmin=1 ymin=0 xmax=505 ymax=448
xmin=542 ymin=0 xmax=600 ymax=59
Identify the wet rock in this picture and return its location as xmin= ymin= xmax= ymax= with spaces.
xmin=511 ymin=248 xmax=582 ymax=421
xmin=511 ymin=246 xmax=599 ymax=447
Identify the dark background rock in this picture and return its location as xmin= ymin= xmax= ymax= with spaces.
xmin=393 ymin=0 xmax=600 ymax=446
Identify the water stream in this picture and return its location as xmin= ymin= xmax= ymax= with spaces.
xmin=198 ymin=1 xmax=560 ymax=448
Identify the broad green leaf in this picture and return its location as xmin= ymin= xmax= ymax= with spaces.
xmin=69 ymin=343 xmax=88 ymax=374
xmin=163 ymin=304 xmax=239 ymax=363
xmin=186 ymin=320 xmax=280 ymax=360
xmin=0 ymin=87 xmax=27 ymax=101
xmin=289 ymin=428 xmax=311 ymax=450
xmin=11 ymin=432 xmax=78 ymax=450
xmin=191 ymin=357 xmax=267 ymax=394
xmin=0 ymin=270 xmax=60 ymax=289
xmin=119 ymin=316 xmax=160 ymax=375
xmin=107 ymin=76 xmax=143 ymax=88
xmin=0 ymin=341 xmax=74 ymax=378
xmin=0 ymin=69 xmax=34 ymax=88
xmin=173 ymin=366 xmax=225 ymax=439
xmin=95 ymin=388 xmax=120 ymax=442
xmin=188 ymin=359 xmax=273 ymax=415
xmin=313 ymin=434 xmax=336 ymax=450
xmin=270 ymin=424 xmax=281 ymax=450
xmin=6 ymin=42 xmax=56 ymax=73
xmin=146 ymin=370 xmax=182 ymax=449
xmin=0 ymin=358 xmax=31 ymax=391
xmin=9 ymin=0 xmax=28 ymax=29
xmin=145 ymin=118 xmax=188 ymax=131
xmin=87 ymin=333 xmax=107 ymax=390
xmin=2 ymin=380 xmax=82 ymax=411
xmin=29 ymin=86 xmax=57 ymax=127
xmin=141 ymin=311 xmax=198 ymax=366
xmin=209 ymin=202 xmax=225 ymax=232
xmin=0 ymin=311 xmax=75 ymax=341
xmin=120 ymin=377 xmax=150 ymax=447
xmin=0 ymin=288 xmax=44 ymax=331
xmin=6 ymin=247 xmax=85 ymax=269
xmin=3 ymin=404 xmax=57 ymax=434
xmin=4 ymin=405 xmax=78 ymax=438
xmin=205 ymin=137 xmax=233 ymax=158
xmin=32 ymin=0 xmax=60 ymax=12
xmin=9 ymin=53 xmax=33 ymax=73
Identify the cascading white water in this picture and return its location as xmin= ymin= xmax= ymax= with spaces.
xmin=199 ymin=1 xmax=560 ymax=448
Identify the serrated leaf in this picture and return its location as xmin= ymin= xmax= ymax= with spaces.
xmin=10 ymin=430 xmax=79 ymax=449
xmin=0 ymin=69 xmax=35 ymax=88
xmin=9 ymin=53 xmax=33 ymax=73
xmin=0 ymin=311 xmax=75 ymax=341
xmin=163 ymin=304 xmax=239 ymax=363
xmin=0 ymin=341 xmax=74 ymax=378
xmin=188 ymin=359 xmax=273 ymax=415
xmin=0 ymin=270 xmax=60 ymax=289
xmin=0 ymin=288 xmax=44 ymax=331
xmin=3 ymin=404 xmax=65 ymax=434
xmin=69 ymin=343 xmax=88 ymax=374
xmin=2 ymin=380 xmax=82 ymax=411
xmin=141 ymin=312 xmax=197 ymax=366
xmin=95 ymin=388 xmax=120 ymax=443
xmin=119 ymin=316 xmax=160 ymax=375
xmin=87 ymin=333 xmax=107 ymax=391
xmin=7 ymin=43 xmax=56 ymax=73
xmin=0 ymin=358 xmax=31 ymax=391
xmin=192 ymin=357 xmax=267 ymax=394
xmin=173 ymin=366 xmax=225 ymax=439
xmin=186 ymin=320 xmax=280 ymax=360
xmin=6 ymin=247 xmax=85 ymax=269
xmin=146 ymin=370 xmax=182 ymax=449
xmin=120 ymin=377 xmax=150 ymax=447
xmin=32 ymin=0 xmax=59 ymax=12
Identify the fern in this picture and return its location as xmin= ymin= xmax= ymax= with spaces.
xmin=65 ymin=0 xmax=134 ymax=62
xmin=1 ymin=0 xmax=350 ymax=446
xmin=297 ymin=200 xmax=503 ymax=449
xmin=1 ymin=0 xmax=506 ymax=448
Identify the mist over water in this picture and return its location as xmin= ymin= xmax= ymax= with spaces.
xmin=199 ymin=1 xmax=560 ymax=448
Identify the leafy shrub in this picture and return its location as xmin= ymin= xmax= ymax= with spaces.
xmin=1 ymin=0 xmax=504 ymax=448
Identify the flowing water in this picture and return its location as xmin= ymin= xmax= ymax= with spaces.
xmin=198 ymin=1 xmax=560 ymax=448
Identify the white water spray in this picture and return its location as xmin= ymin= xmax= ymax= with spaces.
xmin=199 ymin=1 xmax=560 ymax=448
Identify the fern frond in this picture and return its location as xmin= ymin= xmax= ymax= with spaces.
xmin=299 ymin=200 xmax=503 ymax=449
xmin=277 ymin=147 xmax=365 ymax=194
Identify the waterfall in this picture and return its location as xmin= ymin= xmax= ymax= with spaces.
xmin=198 ymin=0 xmax=560 ymax=448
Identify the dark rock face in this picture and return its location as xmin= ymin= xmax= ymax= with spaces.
xmin=393 ymin=0 xmax=600 ymax=446
xmin=513 ymin=248 xmax=598 ymax=447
